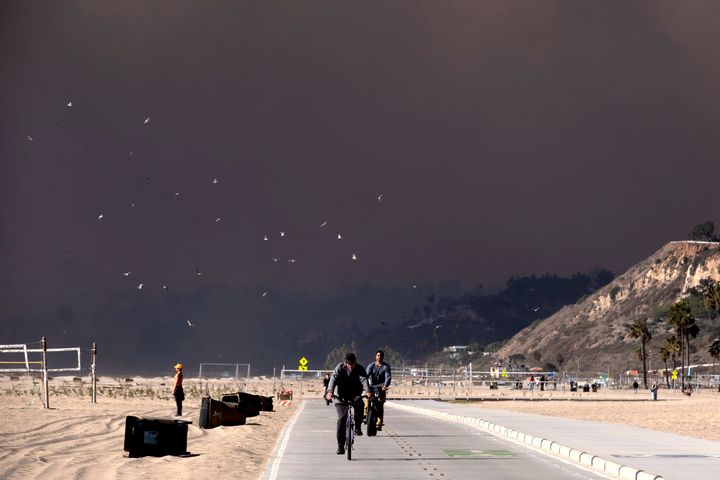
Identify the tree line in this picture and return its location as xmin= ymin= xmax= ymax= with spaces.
xmin=625 ymin=281 xmax=720 ymax=389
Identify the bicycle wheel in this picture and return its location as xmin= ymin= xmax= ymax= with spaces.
xmin=367 ymin=403 xmax=377 ymax=436
xmin=346 ymin=415 xmax=353 ymax=460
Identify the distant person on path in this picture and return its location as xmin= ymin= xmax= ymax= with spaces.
xmin=366 ymin=349 xmax=392 ymax=430
xmin=173 ymin=363 xmax=184 ymax=416
xmin=528 ymin=375 xmax=535 ymax=391
xmin=539 ymin=374 xmax=546 ymax=391
xmin=632 ymin=379 xmax=639 ymax=393
xmin=325 ymin=352 xmax=370 ymax=455
xmin=650 ymin=382 xmax=658 ymax=401
xmin=322 ymin=373 xmax=332 ymax=405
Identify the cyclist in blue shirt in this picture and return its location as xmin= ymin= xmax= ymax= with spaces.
xmin=365 ymin=350 xmax=391 ymax=431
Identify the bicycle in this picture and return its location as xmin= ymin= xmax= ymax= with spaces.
xmin=333 ymin=395 xmax=363 ymax=460
xmin=365 ymin=386 xmax=383 ymax=437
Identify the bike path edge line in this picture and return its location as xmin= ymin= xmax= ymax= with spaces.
xmin=386 ymin=401 xmax=666 ymax=480
xmin=262 ymin=400 xmax=306 ymax=480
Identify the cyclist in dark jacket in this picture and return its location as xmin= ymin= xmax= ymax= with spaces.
xmin=325 ymin=352 xmax=370 ymax=454
xmin=365 ymin=350 xmax=391 ymax=430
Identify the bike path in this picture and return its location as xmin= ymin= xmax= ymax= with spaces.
xmin=392 ymin=400 xmax=720 ymax=480
xmin=262 ymin=400 xmax=607 ymax=480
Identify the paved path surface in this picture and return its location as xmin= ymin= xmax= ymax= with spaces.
xmin=394 ymin=400 xmax=720 ymax=480
xmin=262 ymin=400 xmax=607 ymax=480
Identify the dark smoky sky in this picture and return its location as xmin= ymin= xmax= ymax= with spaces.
xmin=1 ymin=1 xmax=720 ymax=370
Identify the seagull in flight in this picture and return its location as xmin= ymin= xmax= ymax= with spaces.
xmin=532 ymin=307 xmax=540 ymax=312
xmin=66 ymin=101 xmax=72 ymax=107
xmin=186 ymin=319 xmax=196 ymax=327
xmin=122 ymin=272 xmax=132 ymax=277
xmin=320 ymin=220 xmax=328 ymax=228
xmin=280 ymin=231 xmax=286 ymax=237
xmin=27 ymin=135 xmax=34 ymax=142
xmin=215 ymin=217 xmax=222 ymax=222
xmin=196 ymin=268 xmax=203 ymax=276
xmin=261 ymin=291 xmax=268 ymax=297
xmin=137 ymin=283 xmax=144 ymax=290
xmin=377 ymin=193 xmax=383 ymax=202
xmin=272 ymin=257 xmax=279 ymax=262
xmin=351 ymin=253 xmax=358 ymax=261
xmin=337 ymin=233 xmax=342 ymax=240
xmin=144 ymin=116 xmax=151 ymax=125
xmin=288 ymin=259 xmax=297 ymax=263
xmin=264 ymin=235 xmax=269 ymax=241
xmin=212 ymin=178 xmax=219 ymax=184
xmin=97 ymin=214 xmax=104 ymax=221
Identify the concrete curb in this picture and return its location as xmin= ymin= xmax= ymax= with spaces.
xmin=387 ymin=401 xmax=666 ymax=480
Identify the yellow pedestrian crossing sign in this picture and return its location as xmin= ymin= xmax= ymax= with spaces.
xmin=298 ymin=365 xmax=308 ymax=371
xmin=501 ymin=369 xmax=508 ymax=378
xmin=671 ymin=370 xmax=678 ymax=380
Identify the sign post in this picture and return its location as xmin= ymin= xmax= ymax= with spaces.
xmin=41 ymin=337 xmax=49 ymax=409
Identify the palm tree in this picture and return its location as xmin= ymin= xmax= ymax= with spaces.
xmin=704 ymin=282 xmax=720 ymax=316
xmin=626 ymin=319 xmax=652 ymax=389
xmin=667 ymin=300 xmax=699 ymax=389
xmin=659 ymin=336 xmax=681 ymax=388
xmin=709 ymin=338 xmax=720 ymax=376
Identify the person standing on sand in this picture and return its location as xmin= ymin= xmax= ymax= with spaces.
xmin=173 ymin=363 xmax=185 ymax=416
xmin=650 ymin=382 xmax=658 ymax=401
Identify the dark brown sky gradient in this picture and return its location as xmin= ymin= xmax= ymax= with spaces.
xmin=2 ymin=1 xmax=720 ymax=318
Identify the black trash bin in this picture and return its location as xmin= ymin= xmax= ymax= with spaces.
xmin=569 ymin=381 xmax=577 ymax=392
xmin=199 ymin=396 xmax=248 ymax=429
xmin=591 ymin=383 xmax=598 ymax=392
xmin=582 ymin=384 xmax=590 ymax=392
xmin=124 ymin=416 xmax=191 ymax=457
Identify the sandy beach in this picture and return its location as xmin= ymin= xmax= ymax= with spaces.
xmin=462 ymin=387 xmax=720 ymax=442
xmin=2 ymin=374 xmax=719 ymax=480
xmin=0 ymin=375 xmax=297 ymax=480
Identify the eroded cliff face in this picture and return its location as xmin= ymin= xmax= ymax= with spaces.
xmin=495 ymin=242 xmax=720 ymax=369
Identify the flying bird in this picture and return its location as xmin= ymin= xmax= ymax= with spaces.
xmin=288 ymin=259 xmax=297 ymax=263
xmin=320 ymin=220 xmax=328 ymax=227
xmin=337 ymin=233 xmax=342 ymax=240
xmin=144 ymin=116 xmax=151 ymax=125
xmin=261 ymin=291 xmax=268 ymax=297
xmin=280 ymin=231 xmax=286 ymax=237
xmin=351 ymin=253 xmax=358 ymax=261
xmin=97 ymin=214 xmax=104 ymax=220
xmin=186 ymin=319 xmax=196 ymax=327
xmin=122 ymin=272 xmax=132 ymax=277
xmin=163 ymin=285 xmax=168 ymax=290
xmin=380 ymin=321 xmax=388 ymax=326
xmin=264 ymin=235 xmax=269 ymax=241
xmin=174 ymin=192 xmax=181 ymax=197
xmin=215 ymin=217 xmax=222 ymax=222
xmin=196 ymin=268 xmax=203 ymax=276
xmin=129 ymin=202 xmax=136 ymax=207
xmin=137 ymin=284 xmax=143 ymax=290
xmin=212 ymin=178 xmax=219 ymax=184
xmin=66 ymin=101 xmax=72 ymax=107
xmin=27 ymin=135 xmax=34 ymax=142
xmin=532 ymin=307 xmax=540 ymax=312
xmin=272 ymin=257 xmax=279 ymax=262
xmin=377 ymin=193 xmax=383 ymax=202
